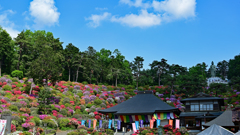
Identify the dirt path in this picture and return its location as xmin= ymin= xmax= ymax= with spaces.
xmin=56 ymin=130 xmax=74 ymax=135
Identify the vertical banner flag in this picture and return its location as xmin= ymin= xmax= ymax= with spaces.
xmin=93 ymin=120 xmax=97 ymax=129
xmin=150 ymin=120 xmax=154 ymax=129
xmin=123 ymin=116 xmax=127 ymax=123
xmin=170 ymin=112 xmax=174 ymax=119
xmin=160 ymin=113 xmax=164 ymax=120
xmin=112 ymin=119 xmax=114 ymax=128
xmin=108 ymin=120 xmax=112 ymax=129
xmin=0 ymin=120 xmax=7 ymax=135
xmin=132 ymin=123 xmax=137 ymax=133
xmin=167 ymin=112 xmax=170 ymax=119
xmin=147 ymin=115 xmax=151 ymax=122
xmin=99 ymin=120 xmax=102 ymax=128
xmin=117 ymin=120 xmax=121 ymax=130
xmin=140 ymin=120 xmax=143 ymax=128
xmin=88 ymin=120 xmax=91 ymax=128
xmin=176 ymin=119 xmax=180 ymax=129
xmin=169 ymin=119 xmax=173 ymax=129
xmin=135 ymin=121 xmax=139 ymax=130
xmin=157 ymin=119 xmax=161 ymax=128
xmin=81 ymin=120 xmax=85 ymax=126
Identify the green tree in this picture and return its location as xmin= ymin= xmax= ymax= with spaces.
xmin=75 ymin=52 xmax=87 ymax=82
xmin=131 ymin=56 xmax=144 ymax=89
xmin=38 ymin=87 xmax=54 ymax=114
xmin=96 ymin=49 xmax=112 ymax=83
xmin=228 ymin=54 xmax=240 ymax=79
xmin=149 ymin=58 xmax=169 ymax=86
xmin=26 ymin=46 xmax=64 ymax=86
xmin=84 ymin=46 xmax=97 ymax=84
xmin=11 ymin=70 xmax=23 ymax=79
xmin=216 ymin=60 xmax=228 ymax=79
xmin=208 ymin=83 xmax=228 ymax=96
xmin=163 ymin=64 xmax=184 ymax=96
xmin=64 ymin=43 xmax=79 ymax=81
xmin=0 ymin=27 xmax=14 ymax=76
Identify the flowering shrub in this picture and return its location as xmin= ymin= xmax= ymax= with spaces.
xmin=0 ymin=99 xmax=7 ymax=104
xmin=14 ymin=91 xmax=21 ymax=95
xmin=39 ymin=115 xmax=48 ymax=120
xmin=22 ymin=123 xmax=30 ymax=129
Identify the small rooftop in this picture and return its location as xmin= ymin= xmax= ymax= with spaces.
xmin=180 ymin=92 xmax=224 ymax=106
xmin=203 ymin=106 xmax=235 ymax=127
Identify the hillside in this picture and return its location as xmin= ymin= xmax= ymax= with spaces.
xmin=0 ymin=75 xmax=237 ymax=135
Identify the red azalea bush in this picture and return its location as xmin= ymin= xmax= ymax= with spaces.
xmin=11 ymin=124 xmax=16 ymax=132
xmin=75 ymin=106 xmax=81 ymax=110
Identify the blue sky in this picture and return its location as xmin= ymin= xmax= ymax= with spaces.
xmin=0 ymin=0 xmax=240 ymax=69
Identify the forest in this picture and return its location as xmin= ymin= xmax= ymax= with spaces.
xmin=1 ymin=27 xmax=240 ymax=95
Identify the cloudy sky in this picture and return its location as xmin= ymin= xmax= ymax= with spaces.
xmin=0 ymin=0 xmax=240 ymax=69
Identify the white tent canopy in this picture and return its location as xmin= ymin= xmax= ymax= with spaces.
xmin=198 ymin=124 xmax=234 ymax=135
xmin=235 ymin=131 xmax=240 ymax=135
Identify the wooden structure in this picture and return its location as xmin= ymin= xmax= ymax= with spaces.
xmin=179 ymin=92 xmax=224 ymax=130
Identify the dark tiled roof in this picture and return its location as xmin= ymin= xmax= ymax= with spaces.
xmin=98 ymin=91 xmax=178 ymax=115
xmin=180 ymin=92 xmax=224 ymax=106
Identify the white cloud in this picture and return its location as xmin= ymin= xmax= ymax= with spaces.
xmin=0 ymin=10 xmax=20 ymax=38
xmin=86 ymin=12 xmax=111 ymax=28
xmin=3 ymin=27 xmax=20 ymax=38
xmin=95 ymin=7 xmax=108 ymax=10
xmin=152 ymin=0 xmax=196 ymax=19
xmin=111 ymin=9 xmax=161 ymax=27
xmin=87 ymin=0 xmax=196 ymax=28
xmin=29 ymin=0 xmax=60 ymax=28
xmin=120 ymin=0 xmax=151 ymax=8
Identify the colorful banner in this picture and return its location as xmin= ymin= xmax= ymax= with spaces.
xmin=123 ymin=116 xmax=127 ymax=123
xmin=147 ymin=115 xmax=151 ymax=122
xmin=135 ymin=121 xmax=139 ymax=130
xmin=163 ymin=113 xmax=167 ymax=119
xmin=126 ymin=115 xmax=130 ymax=123
xmin=129 ymin=115 xmax=133 ymax=123
xmin=157 ymin=113 xmax=161 ymax=119
xmin=169 ymin=119 xmax=173 ymax=129
xmin=132 ymin=123 xmax=137 ymax=133
xmin=150 ymin=120 xmax=154 ymax=129
xmin=108 ymin=114 xmax=112 ymax=119
xmin=132 ymin=115 xmax=136 ymax=121
xmin=170 ymin=112 xmax=174 ymax=119
xmin=173 ymin=113 xmax=178 ymax=118
xmin=120 ymin=115 xmax=124 ymax=122
xmin=153 ymin=114 xmax=157 ymax=119
xmin=138 ymin=115 xmax=142 ymax=120
xmin=135 ymin=115 xmax=139 ymax=121
xmin=112 ymin=119 xmax=114 ymax=128
xmin=88 ymin=120 xmax=91 ymax=128
xmin=141 ymin=115 xmax=145 ymax=122
xmin=99 ymin=120 xmax=102 ymax=128
xmin=117 ymin=120 xmax=121 ymax=130
xmin=0 ymin=120 xmax=7 ymax=135
xmin=93 ymin=120 xmax=97 ymax=129
xmin=108 ymin=120 xmax=112 ymax=129
xmin=144 ymin=115 xmax=149 ymax=123
xmin=140 ymin=120 xmax=143 ymax=128
xmin=160 ymin=113 xmax=164 ymax=120
xmin=167 ymin=112 xmax=170 ymax=119
xmin=157 ymin=119 xmax=161 ymax=128
xmin=176 ymin=119 xmax=180 ymax=129
xmin=81 ymin=120 xmax=85 ymax=126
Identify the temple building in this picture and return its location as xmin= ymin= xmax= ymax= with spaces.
xmin=179 ymin=92 xmax=224 ymax=131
